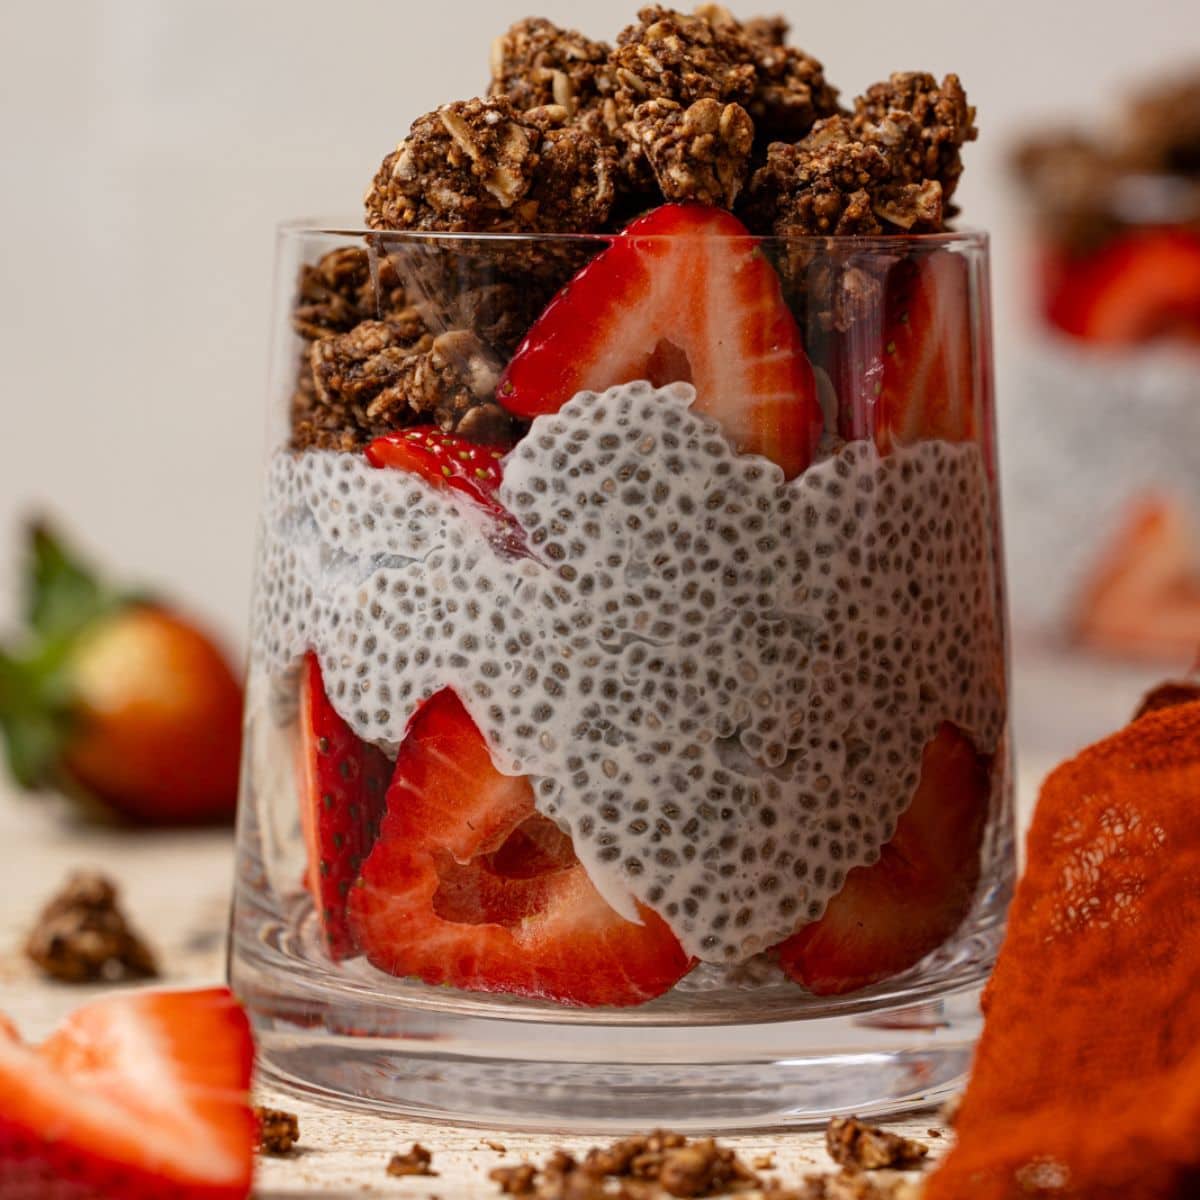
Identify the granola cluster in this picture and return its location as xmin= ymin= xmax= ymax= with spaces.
xmin=289 ymin=5 xmax=977 ymax=450
xmin=1013 ymin=66 xmax=1200 ymax=250
xmin=743 ymin=73 xmax=976 ymax=238
xmin=24 ymin=870 xmax=158 ymax=984
xmin=489 ymin=1132 xmax=762 ymax=1199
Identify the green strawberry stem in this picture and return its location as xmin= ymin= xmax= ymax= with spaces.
xmin=0 ymin=520 xmax=133 ymax=792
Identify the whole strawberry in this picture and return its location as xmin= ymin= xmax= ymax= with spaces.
xmin=0 ymin=521 xmax=243 ymax=824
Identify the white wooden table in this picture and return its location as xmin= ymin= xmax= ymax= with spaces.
xmin=0 ymin=644 xmax=1156 ymax=1196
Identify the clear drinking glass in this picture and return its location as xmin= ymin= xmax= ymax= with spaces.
xmin=230 ymin=220 xmax=1013 ymax=1129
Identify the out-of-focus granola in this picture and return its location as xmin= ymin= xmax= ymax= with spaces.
xmin=488 ymin=1132 xmax=762 ymax=1199
xmin=633 ymin=96 xmax=755 ymax=206
xmin=24 ymin=870 xmax=159 ymax=984
xmin=489 ymin=18 xmax=612 ymax=117
xmin=365 ymin=96 xmax=615 ymax=234
xmin=387 ymin=1144 xmax=438 ymax=1177
xmin=825 ymin=1118 xmax=929 ymax=1172
xmin=1118 ymin=69 xmax=1200 ymax=176
xmin=254 ymin=1107 xmax=300 ymax=1155
xmin=780 ymin=1171 xmax=923 ymax=1200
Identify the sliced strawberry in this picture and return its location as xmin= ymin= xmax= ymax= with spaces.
xmin=1043 ymin=229 xmax=1200 ymax=344
xmin=1073 ymin=494 xmax=1200 ymax=662
xmin=365 ymin=428 xmax=511 ymax=515
xmin=837 ymin=249 xmax=979 ymax=453
xmin=299 ymin=651 xmax=392 ymax=960
xmin=776 ymin=723 xmax=991 ymax=996
xmin=497 ymin=204 xmax=822 ymax=478
xmin=348 ymin=689 xmax=693 ymax=1007
xmin=0 ymin=988 xmax=254 ymax=1199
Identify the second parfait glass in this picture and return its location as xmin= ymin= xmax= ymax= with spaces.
xmin=230 ymin=218 xmax=1011 ymax=1129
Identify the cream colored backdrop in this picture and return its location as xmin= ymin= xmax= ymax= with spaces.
xmin=2 ymin=0 xmax=1198 ymax=646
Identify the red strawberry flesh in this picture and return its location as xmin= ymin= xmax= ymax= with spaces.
xmin=348 ymin=689 xmax=693 ymax=1007
xmin=0 ymin=988 xmax=254 ymax=1199
xmin=1043 ymin=228 xmax=1200 ymax=344
xmin=837 ymin=249 xmax=979 ymax=453
xmin=299 ymin=652 xmax=391 ymax=961
xmin=497 ymin=204 xmax=822 ymax=478
xmin=776 ymin=723 xmax=991 ymax=996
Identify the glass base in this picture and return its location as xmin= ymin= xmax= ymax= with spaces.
xmin=245 ymin=985 xmax=981 ymax=1132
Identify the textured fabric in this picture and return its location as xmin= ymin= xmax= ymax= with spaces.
xmin=926 ymin=701 xmax=1200 ymax=1200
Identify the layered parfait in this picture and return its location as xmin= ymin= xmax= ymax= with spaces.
xmin=1008 ymin=71 xmax=1200 ymax=659
xmin=242 ymin=5 xmax=1008 ymax=1009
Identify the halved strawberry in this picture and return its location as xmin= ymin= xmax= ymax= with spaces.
xmin=365 ymin=428 xmax=511 ymax=515
xmin=1072 ymin=494 xmax=1200 ymax=662
xmin=496 ymin=204 xmax=822 ymax=478
xmin=776 ymin=723 xmax=991 ymax=996
xmin=837 ymin=250 xmax=979 ymax=453
xmin=1044 ymin=229 xmax=1200 ymax=344
xmin=299 ymin=651 xmax=392 ymax=960
xmin=0 ymin=987 xmax=254 ymax=1199
xmin=348 ymin=689 xmax=693 ymax=1007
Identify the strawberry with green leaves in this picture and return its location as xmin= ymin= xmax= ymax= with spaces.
xmin=0 ymin=522 xmax=243 ymax=825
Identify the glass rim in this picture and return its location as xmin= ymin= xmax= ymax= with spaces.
xmin=277 ymin=215 xmax=989 ymax=250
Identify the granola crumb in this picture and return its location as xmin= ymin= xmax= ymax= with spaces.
xmin=254 ymin=1107 xmax=300 ymax=1155
xmin=388 ymin=1144 xmax=438 ymax=1177
xmin=924 ymin=1129 xmax=941 ymax=1139
xmin=490 ymin=1163 xmax=539 ymax=1194
xmin=483 ymin=1139 xmax=509 ymax=1154
xmin=753 ymin=1154 xmax=776 ymax=1170
xmin=788 ymin=1170 xmax=924 ymax=1199
xmin=826 ymin=1118 xmax=929 ymax=1172
xmin=24 ymin=870 xmax=158 ymax=984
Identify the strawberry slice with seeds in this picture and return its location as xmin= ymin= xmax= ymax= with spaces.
xmin=365 ymin=428 xmax=511 ymax=514
xmin=0 ymin=987 xmax=254 ymax=1199
xmin=776 ymin=723 xmax=991 ymax=996
xmin=838 ymin=250 xmax=979 ymax=453
xmin=299 ymin=652 xmax=392 ymax=961
xmin=497 ymin=204 xmax=822 ymax=478
xmin=348 ymin=689 xmax=693 ymax=1007
xmin=1043 ymin=228 xmax=1200 ymax=344
xmin=1072 ymin=494 xmax=1200 ymax=661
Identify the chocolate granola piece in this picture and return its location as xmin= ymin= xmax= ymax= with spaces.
xmin=738 ymin=13 xmax=841 ymax=145
xmin=254 ymin=1107 xmax=300 ymax=1155
xmin=388 ymin=1144 xmax=438 ymax=1177
xmin=489 ymin=17 xmax=612 ymax=116
xmin=853 ymin=72 xmax=977 ymax=212
xmin=825 ymin=1117 xmax=929 ymax=1172
xmin=633 ymin=96 xmax=755 ymax=206
xmin=365 ymin=96 xmax=614 ymax=234
xmin=292 ymin=246 xmax=408 ymax=341
xmin=742 ymin=115 xmax=894 ymax=237
xmin=24 ymin=870 xmax=159 ymax=984
xmin=612 ymin=6 xmax=757 ymax=113
xmin=390 ymin=329 xmax=504 ymax=432
xmin=298 ymin=317 xmax=431 ymax=450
